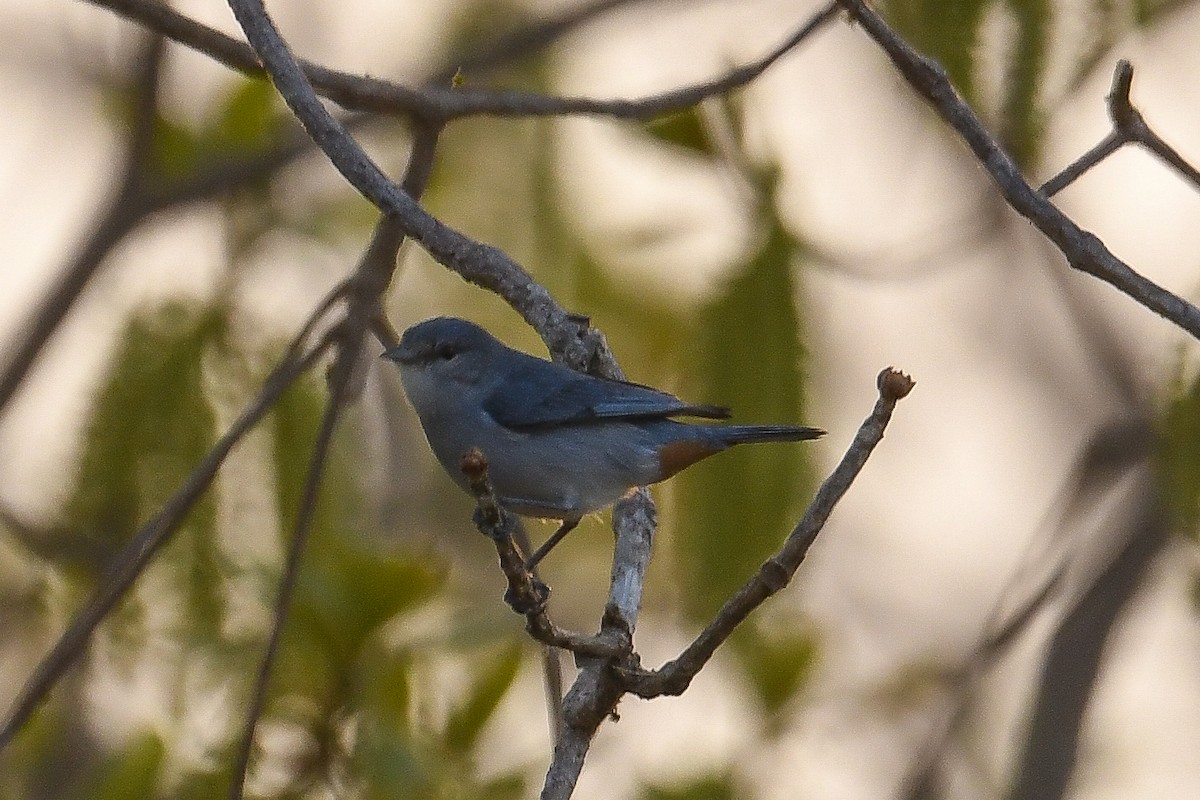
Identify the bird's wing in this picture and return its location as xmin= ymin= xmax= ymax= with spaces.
xmin=483 ymin=358 xmax=729 ymax=430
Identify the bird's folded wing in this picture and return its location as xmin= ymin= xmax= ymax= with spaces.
xmin=484 ymin=359 xmax=729 ymax=429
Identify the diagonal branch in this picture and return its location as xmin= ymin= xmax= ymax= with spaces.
xmin=226 ymin=370 xmax=346 ymax=800
xmin=622 ymin=368 xmax=914 ymax=699
xmin=837 ymin=0 xmax=1200 ymax=342
xmin=0 ymin=327 xmax=334 ymax=752
xmin=899 ymin=421 xmax=1155 ymax=799
xmin=0 ymin=117 xmax=326 ymax=418
xmin=226 ymin=116 xmax=443 ymax=798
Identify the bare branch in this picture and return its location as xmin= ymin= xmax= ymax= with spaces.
xmin=623 ymin=368 xmax=914 ymax=699
xmin=899 ymin=421 xmax=1154 ymax=798
xmin=223 ymin=0 xmax=601 ymax=367
xmin=837 ymin=0 xmax=1200 ymax=342
xmin=1038 ymin=132 xmax=1123 ymax=198
xmin=89 ymin=0 xmax=838 ymax=123
xmin=227 ymin=113 xmax=444 ymax=797
xmin=537 ymin=488 xmax=659 ymax=799
xmin=0 ymin=331 xmax=333 ymax=752
xmin=459 ymin=448 xmax=627 ymax=659
xmin=1042 ymin=60 xmax=1200 ymax=196
xmin=435 ymin=2 xmax=839 ymax=121
xmin=1008 ymin=485 xmax=1167 ymax=800
xmin=0 ymin=120 xmax=325 ymax=417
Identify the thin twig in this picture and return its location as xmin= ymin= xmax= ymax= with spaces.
xmin=1039 ymin=131 xmax=1123 ymax=198
xmin=621 ymin=368 xmax=914 ymax=699
xmin=226 ymin=364 xmax=348 ymax=800
xmin=0 ymin=122 xmax=324 ymax=419
xmin=433 ymin=2 xmax=840 ymax=121
xmin=458 ymin=448 xmax=625 ymax=659
xmin=461 ymin=448 xmax=552 ymax=615
xmin=837 ymin=0 xmax=1200 ymax=342
xmin=89 ymin=0 xmax=838 ymax=122
xmin=1041 ymin=61 xmax=1200 ymax=196
xmin=898 ymin=421 xmax=1153 ymax=798
xmin=227 ymin=115 xmax=443 ymax=798
xmin=0 ymin=332 xmax=333 ymax=752
xmin=537 ymin=488 xmax=657 ymax=799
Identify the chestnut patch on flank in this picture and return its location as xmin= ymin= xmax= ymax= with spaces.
xmin=657 ymin=439 xmax=722 ymax=478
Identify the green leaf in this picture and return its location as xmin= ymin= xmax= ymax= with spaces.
xmin=882 ymin=0 xmax=989 ymax=104
xmin=80 ymin=732 xmax=164 ymax=800
xmin=356 ymin=650 xmax=413 ymax=731
xmin=65 ymin=303 xmax=225 ymax=640
xmin=1000 ymin=0 xmax=1050 ymax=166
xmin=1157 ymin=367 xmax=1200 ymax=538
xmin=207 ymin=77 xmax=283 ymax=152
xmin=443 ymin=640 xmax=523 ymax=754
xmin=734 ymin=619 xmax=820 ymax=716
xmin=641 ymin=773 xmax=736 ymax=800
xmin=473 ymin=772 xmax=528 ymax=800
xmin=354 ymin=718 xmax=435 ymax=800
xmin=267 ymin=376 xmax=447 ymax=706
xmin=149 ymin=114 xmax=207 ymax=182
xmin=643 ymin=108 xmax=713 ymax=157
xmin=672 ymin=215 xmax=815 ymax=622
xmin=170 ymin=768 xmax=232 ymax=800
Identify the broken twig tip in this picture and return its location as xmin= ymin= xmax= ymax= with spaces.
xmin=878 ymin=368 xmax=915 ymax=400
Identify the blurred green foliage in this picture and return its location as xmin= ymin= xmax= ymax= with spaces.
xmin=1157 ymin=364 xmax=1200 ymax=539
xmin=101 ymin=74 xmax=287 ymax=186
xmin=7 ymin=0 xmax=1190 ymax=797
xmin=83 ymin=732 xmax=165 ymax=800
xmin=881 ymin=0 xmax=1180 ymax=166
xmin=672 ymin=212 xmax=813 ymax=621
xmin=643 ymin=108 xmax=714 ymax=157
xmin=65 ymin=303 xmax=225 ymax=639
xmin=640 ymin=773 xmax=736 ymax=800
xmin=6 ymin=294 xmax=527 ymax=797
xmin=155 ymin=77 xmax=287 ymax=185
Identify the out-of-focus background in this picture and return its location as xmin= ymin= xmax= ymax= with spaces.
xmin=1 ymin=0 xmax=1199 ymax=798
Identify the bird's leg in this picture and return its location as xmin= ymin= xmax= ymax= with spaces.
xmin=525 ymin=517 xmax=580 ymax=570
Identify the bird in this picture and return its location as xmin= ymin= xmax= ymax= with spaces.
xmin=383 ymin=317 xmax=823 ymax=566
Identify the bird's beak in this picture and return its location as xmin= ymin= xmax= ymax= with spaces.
xmin=381 ymin=342 xmax=415 ymax=364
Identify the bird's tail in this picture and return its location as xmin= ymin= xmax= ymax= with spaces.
xmin=718 ymin=425 xmax=825 ymax=445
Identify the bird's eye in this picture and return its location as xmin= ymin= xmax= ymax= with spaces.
xmin=434 ymin=345 xmax=458 ymax=361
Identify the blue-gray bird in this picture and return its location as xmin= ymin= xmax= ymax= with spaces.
xmin=384 ymin=317 xmax=822 ymax=565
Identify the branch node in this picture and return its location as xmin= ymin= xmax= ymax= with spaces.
xmin=461 ymin=449 xmax=551 ymax=614
xmin=759 ymin=557 xmax=792 ymax=593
